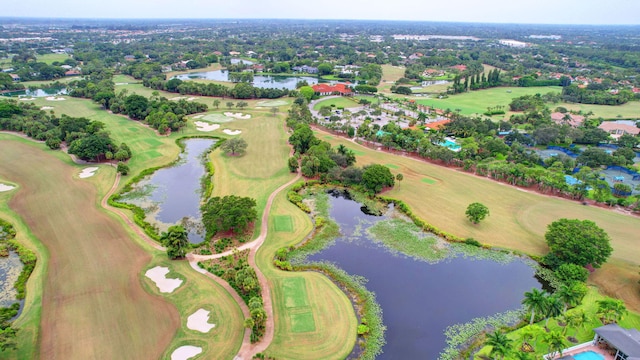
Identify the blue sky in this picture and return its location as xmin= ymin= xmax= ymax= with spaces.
xmin=3 ymin=0 xmax=640 ymax=25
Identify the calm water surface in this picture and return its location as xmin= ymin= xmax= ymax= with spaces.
xmin=122 ymin=138 xmax=215 ymax=243
xmin=306 ymin=192 xmax=542 ymax=359
xmin=172 ymin=69 xmax=319 ymax=90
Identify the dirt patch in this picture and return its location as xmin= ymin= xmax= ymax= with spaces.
xmin=145 ymin=266 xmax=183 ymax=293
xmin=194 ymin=122 xmax=220 ymax=132
xmin=171 ymin=346 xmax=202 ymax=360
xmin=0 ymin=183 xmax=16 ymax=192
xmin=223 ymin=129 xmax=242 ymax=135
xmin=187 ymin=308 xmax=216 ymax=333
xmin=78 ymin=167 xmax=99 ymax=179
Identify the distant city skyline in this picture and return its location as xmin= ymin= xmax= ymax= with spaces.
xmin=3 ymin=0 xmax=640 ymax=25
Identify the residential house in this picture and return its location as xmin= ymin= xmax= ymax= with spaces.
xmin=9 ymin=74 xmax=20 ymax=82
xmin=65 ymin=70 xmax=82 ymax=77
xmin=450 ymin=64 xmax=467 ymax=72
xmin=593 ymin=324 xmax=640 ymax=360
xmin=424 ymin=119 xmax=451 ymax=130
xmin=292 ymin=65 xmax=318 ymax=74
xmin=551 ymin=112 xmax=585 ymax=127
xmin=311 ymin=83 xmax=352 ymax=96
xmin=124 ymin=55 xmax=135 ymax=62
xmin=598 ymin=121 xmax=640 ymax=140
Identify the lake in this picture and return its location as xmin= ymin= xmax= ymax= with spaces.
xmin=1 ymin=86 xmax=68 ymax=97
xmin=0 ymin=251 xmax=23 ymax=308
xmin=305 ymin=191 xmax=542 ymax=359
xmin=120 ymin=138 xmax=215 ymax=244
xmin=172 ymin=69 xmax=319 ymax=90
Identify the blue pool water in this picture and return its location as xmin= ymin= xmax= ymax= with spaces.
xmin=573 ymin=351 xmax=605 ymax=360
xmin=439 ymin=138 xmax=461 ymax=151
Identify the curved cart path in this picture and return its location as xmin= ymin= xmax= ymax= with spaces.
xmin=188 ymin=169 xmax=302 ymax=360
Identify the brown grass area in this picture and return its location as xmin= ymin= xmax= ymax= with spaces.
xmin=0 ymin=140 xmax=179 ymax=359
xmin=314 ymin=129 xmax=640 ymax=311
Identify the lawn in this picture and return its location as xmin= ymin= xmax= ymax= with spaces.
xmin=314 ymin=128 xmax=640 ymax=312
xmin=260 ymin=193 xmax=358 ymax=359
xmin=0 ymin=138 xmax=179 ymax=359
xmin=414 ymin=86 xmax=563 ymax=116
xmin=381 ymin=64 xmax=405 ymax=83
xmin=274 ymin=215 xmax=294 ymax=232
xmin=36 ymin=53 xmax=72 ymax=65
xmin=475 ymin=287 xmax=640 ymax=359
xmin=312 ymin=97 xmax=360 ymax=111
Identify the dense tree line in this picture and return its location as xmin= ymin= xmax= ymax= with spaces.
xmin=0 ymin=100 xmax=131 ymax=162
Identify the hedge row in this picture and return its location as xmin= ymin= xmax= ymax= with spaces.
xmin=8 ymin=239 xmax=36 ymax=300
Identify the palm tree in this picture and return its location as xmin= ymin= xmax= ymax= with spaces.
xmin=544 ymin=331 xmax=567 ymax=359
xmin=545 ymin=295 xmax=564 ymax=328
xmin=597 ymin=298 xmax=627 ymax=324
xmin=556 ymin=283 xmax=583 ymax=313
xmin=566 ymin=309 xmax=589 ymax=338
xmin=485 ymin=330 xmax=512 ymax=360
xmin=522 ymin=288 xmax=547 ymax=325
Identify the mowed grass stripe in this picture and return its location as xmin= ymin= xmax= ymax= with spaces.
xmin=281 ymin=277 xmax=310 ymax=308
xmin=0 ymin=140 xmax=179 ymax=359
xmin=274 ymin=215 xmax=293 ymax=232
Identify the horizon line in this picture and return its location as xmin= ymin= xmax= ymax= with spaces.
xmin=1 ymin=16 xmax=640 ymax=27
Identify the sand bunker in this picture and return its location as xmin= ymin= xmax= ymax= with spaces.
xmin=170 ymin=96 xmax=187 ymax=101
xmin=0 ymin=184 xmax=16 ymax=192
xmin=115 ymin=82 xmax=129 ymax=85
xmin=192 ymin=114 xmax=204 ymax=119
xmin=187 ymin=309 xmax=216 ymax=333
xmin=223 ymin=129 xmax=242 ymax=135
xmin=19 ymin=97 xmax=36 ymax=101
xmin=78 ymin=167 xmax=99 ymax=179
xmin=223 ymin=112 xmax=251 ymax=119
xmin=257 ymin=100 xmax=288 ymax=107
xmin=202 ymin=114 xmax=233 ymax=123
xmin=45 ymin=96 xmax=66 ymax=101
xmin=187 ymin=97 xmax=198 ymax=101
xmin=40 ymin=106 xmax=55 ymax=110
xmin=171 ymin=346 xmax=202 ymax=360
xmin=194 ymin=122 xmax=221 ymax=132
xmin=145 ymin=266 xmax=183 ymax=293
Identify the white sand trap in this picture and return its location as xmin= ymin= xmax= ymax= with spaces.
xmin=187 ymin=309 xmax=216 ymax=333
xmin=45 ymin=96 xmax=66 ymax=101
xmin=145 ymin=266 xmax=183 ymax=293
xmin=223 ymin=112 xmax=251 ymax=119
xmin=40 ymin=106 xmax=55 ymax=110
xmin=194 ymin=122 xmax=220 ymax=132
xmin=0 ymin=184 xmax=16 ymax=192
xmin=202 ymin=114 xmax=233 ymax=123
xmin=171 ymin=346 xmax=202 ymax=360
xmin=78 ymin=167 xmax=99 ymax=179
xmin=192 ymin=115 xmax=204 ymax=119
xmin=187 ymin=97 xmax=198 ymax=101
xmin=170 ymin=96 xmax=187 ymax=101
xmin=115 ymin=82 xmax=129 ymax=85
xmin=223 ymin=129 xmax=242 ymax=135
xmin=19 ymin=97 xmax=36 ymax=101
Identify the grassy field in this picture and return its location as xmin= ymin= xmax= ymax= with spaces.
xmin=475 ymin=287 xmax=640 ymax=358
xmin=36 ymin=53 xmax=72 ymax=65
xmin=314 ymin=128 xmax=640 ymax=312
xmin=312 ymin=97 xmax=360 ymax=110
xmin=142 ymin=257 xmax=244 ymax=360
xmin=261 ymin=193 xmax=358 ymax=359
xmin=207 ymin=109 xmax=358 ymax=358
xmin=414 ymin=86 xmax=563 ymax=115
xmin=0 ymin=137 xmax=179 ymax=359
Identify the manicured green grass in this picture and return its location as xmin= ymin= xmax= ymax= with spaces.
xmin=415 ymin=87 xmax=562 ymax=115
xmin=290 ymin=311 xmax=316 ymax=333
xmin=381 ymin=64 xmax=405 ymax=83
xmin=36 ymin=53 xmax=72 ymax=65
xmin=314 ymin=128 xmax=640 ymax=312
xmin=256 ymin=99 xmax=290 ymax=107
xmin=312 ymin=97 xmax=359 ymax=111
xmin=385 ymin=163 xmax=399 ymax=169
xmin=282 ymin=277 xmax=310 ymax=308
xmin=421 ymin=177 xmax=437 ymax=184
xmin=274 ymin=215 xmax=294 ymax=232
xmin=561 ymin=101 xmax=640 ymax=120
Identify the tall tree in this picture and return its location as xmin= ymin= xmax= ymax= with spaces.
xmin=222 ymin=138 xmax=248 ymax=155
xmin=162 ymin=225 xmax=189 ymax=259
xmin=465 ymin=202 xmax=490 ymax=224
xmin=522 ymin=288 xmax=547 ymax=325
xmin=485 ymin=330 xmax=512 ymax=360
xmin=544 ymin=219 xmax=612 ymax=269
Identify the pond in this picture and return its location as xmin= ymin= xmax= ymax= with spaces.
xmin=171 ymin=70 xmax=319 ymax=90
xmin=1 ymin=86 xmax=68 ymax=97
xmin=120 ymin=138 xmax=215 ymax=244
xmin=305 ymin=191 xmax=542 ymax=359
xmin=0 ymin=251 xmax=23 ymax=308
xmin=230 ymin=58 xmax=254 ymax=65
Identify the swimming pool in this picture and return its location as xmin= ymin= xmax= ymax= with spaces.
xmin=439 ymin=138 xmax=461 ymax=151
xmin=573 ymin=351 xmax=605 ymax=360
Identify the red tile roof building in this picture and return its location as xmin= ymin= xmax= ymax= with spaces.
xmin=311 ymin=83 xmax=353 ymax=96
xmin=598 ymin=122 xmax=640 ymax=139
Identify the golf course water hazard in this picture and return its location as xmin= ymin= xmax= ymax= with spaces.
xmin=121 ymin=138 xmax=215 ymax=244
xmin=0 ymin=251 xmax=23 ymax=308
xmin=172 ymin=70 xmax=320 ymax=90
xmin=306 ymin=191 xmax=542 ymax=359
